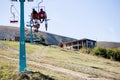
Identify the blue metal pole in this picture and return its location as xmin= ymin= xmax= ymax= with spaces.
xmin=30 ymin=25 xmax=33 ymax=43
xmin=19 ymin=0 xmax=26 ymax=72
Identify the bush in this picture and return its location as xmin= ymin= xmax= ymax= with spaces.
xmin=78 ymin=46 xmax=120 ymax=61
xmin=112 ymin=48 xmax=120 ymax=61
xmin=106 ymin=48 xmax=114 ymax=59
xmin=93 ymin=47 xmax=120 ymax=61
xmin=79 ymin=48 xmax=91 ymax=54
xmin=39 ymin=35 xmax=45 ymax=42
xmin=93 ymin=47 xmax=107 ymax=58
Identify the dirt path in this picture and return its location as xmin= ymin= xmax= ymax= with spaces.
xmin=0 ymin=54 xmax=112 ymax=80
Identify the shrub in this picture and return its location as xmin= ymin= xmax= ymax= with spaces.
xmin=93 ymin=47 xmax=107 ymax=58
xmin=79 ymin=48 xmax=91 ymax=54
xmin=39 ymin=35 xmax=45 ymax=42
xmin=106 ymin=48 xmax=114 ymax=59
xmin=112 ymin=48 xmax=120 ymax=61
xmin=93 ymin=47 xmax=120 ymax=61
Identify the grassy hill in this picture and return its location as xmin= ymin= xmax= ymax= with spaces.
xmin=0 ymin=40 xmax=120 ymax=80
xmin=0 ymin=25 xmax=76 ymax=45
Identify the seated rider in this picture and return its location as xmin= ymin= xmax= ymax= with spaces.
xmin=39 ymin=8 xmax=47 ymax=23
xmin=32 ymin=9 xmax=39 ymax=20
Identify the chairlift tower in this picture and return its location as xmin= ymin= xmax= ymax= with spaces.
xmin=26 ymin=20 xmax=33 ymax=43
xmin=11 ymin=0 xmax=33 ymax=72
xmin=11 ymin=0 xmax=48 ymax=72
xmin=19 ymin=0 xmax=26 ymax=72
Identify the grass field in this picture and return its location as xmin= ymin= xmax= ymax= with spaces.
xmin=0 ymin=40 xmax=120 ymax=80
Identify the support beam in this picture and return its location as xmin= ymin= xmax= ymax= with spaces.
xmin=30 ymin=25 xmax=33 ymax=43
xmin=19 ymin=0 xmax=26 ymax=72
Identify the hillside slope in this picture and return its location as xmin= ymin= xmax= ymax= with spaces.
xmin=97 ymin=41 xmax=120 ymax=48
xmin=1 ymin=25 xmax=120 ymax=48
xmin=0 ymin=25 xmax=76 ymax=45
xmin=0 ymin=40 xmax=120 ymax=80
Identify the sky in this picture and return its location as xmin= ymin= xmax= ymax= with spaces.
xmin=0 ymin=0 xmax=120 ymax=42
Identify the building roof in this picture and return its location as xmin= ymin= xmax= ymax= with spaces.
xmin=61 ymin=38 xmax=96 ymax=44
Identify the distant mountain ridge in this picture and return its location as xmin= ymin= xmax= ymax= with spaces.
xmin=0 ymin=25 xmax=76 ymax=45
xmin=0 ymin=25 xmax=120 ymax=48
xmin=97 ymin=41 xmax=120 ymax=48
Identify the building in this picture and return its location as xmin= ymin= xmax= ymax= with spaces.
xmin=59 ymin=38 xmax=96 ymax=50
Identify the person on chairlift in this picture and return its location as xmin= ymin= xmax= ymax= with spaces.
xmin=32 ymin=8 xmax=38 ymax=20
xmin=39 ymin=8 xmax=46 ymax=23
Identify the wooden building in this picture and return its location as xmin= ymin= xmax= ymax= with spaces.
xmin=59 ymin=38 xmax=96 ymax=50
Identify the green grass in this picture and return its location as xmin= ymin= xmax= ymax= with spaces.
xmin=28 ymin=64 xmax=82 ymax=80
xmin=0 ymin=54 xmax=80 ymax=80
xmin=0 ymin=40 xmax=39 ymax=54
xmin=0 ymin=48 xmax=18 ymax=58
xmin=0 ymin=40 xmax=19 ymax=50
xmin=37 ymin=46 xmax=120 ymax=73
xmin=28 ymin=45 xmax=120 ymax=79
xmin=0 ymin=57 xmax=55 ymax=80
xmin=0 ymin=57 xmax=18 ymax=80
xmin=0 ymin=40 xmax=120 ymax=80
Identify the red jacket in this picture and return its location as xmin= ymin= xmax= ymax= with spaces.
xmin=39 ymin=11 xmax=46 ymax=19
xmin=33 ymin=13 xmax=39 ymax=19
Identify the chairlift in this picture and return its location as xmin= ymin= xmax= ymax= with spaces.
xmin=38 ymin=6 xmax=49 ymax=31
xmin=10 ymin=20 xmax=18 ymax=23
xmin=33 ymin=24 xmax=40 ymax=29
xmin=32 ymin=20 xmax=40 ymax=33
xmin=31 ymin=0 xmax=44 ymax=21
xmin=10 ymin=5 xmax=18 ymax=23
xmin=30 ymin=0 xmax=49 ymax=31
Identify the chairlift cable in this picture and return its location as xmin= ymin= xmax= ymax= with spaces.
xmin=38 ymin=0 xmax=43 ymax=12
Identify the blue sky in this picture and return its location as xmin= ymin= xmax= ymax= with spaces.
xmin=0 ymin=0 xmax=120 ymax=42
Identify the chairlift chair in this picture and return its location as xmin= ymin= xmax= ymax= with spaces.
xmin=30 ymin=0 xmax=49 ymax=31
xmin=10 ymin=17 xmax=18 ymax=23
xmin=10 ymin=14 xmax=18 ymax=23
xmin=10 ymin=5 xmax=18 ymax=23
xmin=33 ymin=24 xmax=40 ymax=29
xmin=10 ymin=20 xmax=18 ymax=23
